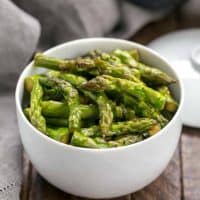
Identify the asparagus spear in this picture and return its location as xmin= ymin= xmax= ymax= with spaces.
xmin=137 ymin=63 xmax=176 ymax=85
xmin=24 ymin=75 xmax=63 ymax=100
xmin=36 ymin=53 xmax=141 ymax=83
xmin=56 ymin=79 xmax=81 ymax=133
xmin=29 ymin=77 xmax=46 ymax=133
xmin=71 ymin=132 xmax=144 ymax=148
xmin=100 ymin=53 xmax=122 ymax=65
xmin=41 ymin=100 xmax=134 ymax=121
xmin=96 ymin=93 xmax=113 ymax=136
xmin=112 ymin=49 xmax=138 ymax=67
xmin=87 ymin=49 xmax=103 ymax=59
xmin=46 ymin=117 xmax=69 ymax=127
xmin=112 ymin=49 xmax=175 ymax=85
xmin=109 ymin=118 xmax=159 ymax=136
xmin=157 ymin=86 xmax=178 ymax=112
xmin=41 ymin=100 xmax=69 ymax=118
xmin=48 ymin=70 xmax=87 ymax=86
xmin=80 ymin=118 xmax=158 ymax=137
xmin=81 ymin=75 xmax=166 ymax=111
xmin=88 ymin=49 xmax=126 ymax=64
xmin=40 ymin=77 xmax=81 ymax=133
xmin=47 ymin=127 xmax=69 ymax=143
xmin=112 ymin=103 xmax=135 ymax=120
xmin=48 ymin=58 xmax=141 ymax=83
xmin=89 ymin=58 xmax=141 ymax=83
xmin=71 ymin=131 xmax=108 ymax=148
xmin=123 ymin=94 xmax=168 ymax=127
xmin=43 ymin=73 xmax=90 ymax=102
xmin=28 ymin=75 xmax=92 ymax=103
xmin=48 ymin=72 xmax=135 ymax=121
xmin=25 ymin=107 xmax=69 ymax=127
xmin=41 ymin=101 xmax=98 ymax=119
xmin=112 ymin=134 xmax=143 ymax=146
xmin=24 ymin=75 xmax=42 ymax=93
xmin=43 ymin=86 xmax=63 ymax=101
xmin=34 ymin=53 xmax=95 ymax=72
xmin=69 ymin=106 xmax=82 ymax=132
xmin=47 ymin=71 xmax=98 ymax=102
xmin=25 ymin=104 xmax=137 ymax=133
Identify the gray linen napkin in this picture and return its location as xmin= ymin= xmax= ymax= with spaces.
xmin=0 ymin=94 xmax=22 ymax=200
xmin=14 ymin=0 xmax=180 ymax=49
xmin=0 ymin=0 xmax=184 ymax=199
xmin=0 ymin=1 xmax=40 ymax=200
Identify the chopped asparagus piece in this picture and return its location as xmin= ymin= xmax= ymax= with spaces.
xmin=81 ymin=75 xmax=166 ymax=110
xmin=47 ymin=127 xmax=69 ymax=143
xmin=29 ymin=77 xmax=46 ymax=133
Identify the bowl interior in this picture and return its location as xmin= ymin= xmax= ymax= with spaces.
xmin=15 ymin=38 xmax=183 ymax=148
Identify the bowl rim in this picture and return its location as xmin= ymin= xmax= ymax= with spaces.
xmin=15 ymin=37 xmax=184 ymax=152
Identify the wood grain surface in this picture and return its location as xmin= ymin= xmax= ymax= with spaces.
xmin=182 ymin=128 xmax=200 ymax=200
xmin=21 ymin=6 xmax=200 ymax=200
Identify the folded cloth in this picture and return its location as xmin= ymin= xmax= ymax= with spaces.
xmin=0 ymin=0 xmax=40 ymax=91
xmin=0 ymin=0 xmax=184 ymax=199
xmin=14 ymin=0 xmax=179 ymax=49
xmin=0 ymin=1 xmax=40 ymax=199
xmin=0 ymin=94 xmax=23 ymax=200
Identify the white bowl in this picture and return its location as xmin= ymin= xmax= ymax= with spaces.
xmin=15 ymin=38 xmax=184 ymax=199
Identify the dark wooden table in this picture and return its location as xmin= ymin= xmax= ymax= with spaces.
xmin=21 ymin=6 xmax=200 ymax=200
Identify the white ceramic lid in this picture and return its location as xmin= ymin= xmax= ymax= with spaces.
xmin=148 ymin=29 xmax=200 ymax=128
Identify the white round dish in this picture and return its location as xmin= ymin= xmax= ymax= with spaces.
xmin=15 ymin=38 xmax=184 ymax=199
xmin=148 ymin=29 xmax=200 ymax=127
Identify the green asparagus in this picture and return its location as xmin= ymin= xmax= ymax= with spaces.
xmin=46 ymin=117 xmax=69 ymax=127
xmin=96 ymin=93 xmax=113 ymax=136
xmin=29 ymin=77 xmax=46 ymax=133
xmin=81 ymin=75 xmax=166 ymax=110
xmin=112 ymin=134 xmax=143 ymax=146
xmin=41 ymin=100 xmax=134 ymax=121
xmin=24 ymin=75 xmax=63 ymax=100
xmin=24 ymin=74 xmax=42 ymax=93
xmin=90 ymin=58 xmax=141 ymax=83
xmin=41 ymin=100 xmax=69 ymax=118
xmin=112 ymin=49 xmax=138 ymax=67
xmin=112 ymin=49 xmax=175 ymax=85
xmin=40 ymin=77 xmax=81 ymax=133
xmin=157 ymin=86 xmax=178 ymax=112
xmin=47 ymin=127 xmax=69 ymax=143
xmin=123 ymin=94 xmax=168 ymax=127
xmin=23 ymin=48 xmax=178 ymax=148
xmin=34 ymin=53 xmax=95 ymax=72
xmin=71 ymin=131 xmax=108 ymax=148
xmin=79 ymin=118 xmax=158 ymax=137
xmin=71 ymin=132 xmax=144 ymax=148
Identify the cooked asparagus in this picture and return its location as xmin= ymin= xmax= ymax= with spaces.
xmin=157 ymin=86 xmax=178 ymax=112
xmin=23 ymin=48 xmax=178 ymax=148
xmin=47 ymin=127 xmax=69 ymax=143
xmin=81 ymin=75 xmax=166 ymax=111
xmin=79 ymin=118 xmax=158 ymax=137
xmin=71 ymin=131 xmax=108 ymax=148
xmin=123 ymin=94 xmax=168 ymax=127
xmin=29 ymin=77 xmax=46 ymax=133
xmin=96 ymin=93 xmax=113 ymax=136
xmin=34 ymin=53 xmax=95 ymax=72
xmin=40 ymin=77 xmax=81 ymax=133
xmin=112 ymin=49 xmax=175 ymax=85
